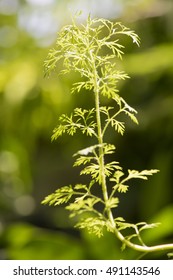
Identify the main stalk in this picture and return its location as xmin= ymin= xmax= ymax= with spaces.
xmin=91 ymin=51 xmax=115 ymax=226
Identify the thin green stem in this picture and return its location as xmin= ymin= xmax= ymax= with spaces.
xmin=91 ymin=51 xmax=108 ymax=204
xmin=90 ymin=50 xmax=173 ymax=255
xmin=90 ymin=52 xmax=120 ymax=235
xmin=112 ymin=228 xmax=173 ymax=252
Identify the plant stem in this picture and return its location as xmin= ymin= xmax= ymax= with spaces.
xmin=91 ymin=52 xmax=173 ymax=255
xmin=91 ymin=54 xmax=109 ymax=204
xmin=91 ymin=53 xmax=119 ymax=229
xmin=113 ymin=228 xmax=173 ymax=252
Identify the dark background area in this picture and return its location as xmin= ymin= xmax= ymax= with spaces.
xmin=0 ymin=0 xmax=173 ymax=259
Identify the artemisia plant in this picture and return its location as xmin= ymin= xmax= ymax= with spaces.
xmin=42 ymin=13 xmax=173 ymax=257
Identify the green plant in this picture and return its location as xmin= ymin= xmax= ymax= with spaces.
xmin=42 ymin=14 xmax=173 ymax=257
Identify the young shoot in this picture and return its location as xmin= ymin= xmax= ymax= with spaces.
xmin=42 ymin=14 xmax=173 ymax=257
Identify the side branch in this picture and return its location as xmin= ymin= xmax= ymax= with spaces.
xmin=113 ymin=225 xmax=173 ymax=253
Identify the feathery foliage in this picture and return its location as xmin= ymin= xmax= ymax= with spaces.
xmin=42 ymin=13 xmax=173 ymax=257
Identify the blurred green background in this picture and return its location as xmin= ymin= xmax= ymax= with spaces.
xmin=0 ymin=0 xmax=173 ymax=260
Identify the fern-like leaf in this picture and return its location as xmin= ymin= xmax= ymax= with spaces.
xmin=75 ymin=217 xmax=106 ymax=237
xmin=66 ymin=197 xmax=101 ymax=217
xmin=42 ymin=185 xmax=74 ymax=206
xmin=126 ymin=169 xmax=159 ymax=181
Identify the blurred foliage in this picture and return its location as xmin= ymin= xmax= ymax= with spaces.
xmin=0 ymin=0 xmax=173 ymax=259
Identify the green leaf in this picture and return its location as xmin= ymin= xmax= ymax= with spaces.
xmin=75 ymin=217 xmax=106 ymax=238
xmin=73 ymin=155 xmax=94 ymax=167
xmin=66 ymin=197 xmax=101 ymax=217
xmin=103 ymin=143 xmax=116 ymax=154
xmin=104 ymin=161 xmax=122 ymax=177
xmin=111 ymin=119 xmax=125 ymax=135
xmin=80 ymin=163 xmax=100 ymax=181
xmin=126 ymin=169 xmax=160 ymax=181
xmin=105 ymin=197 xmax=119 ymax=209
xmin=52 ymin=108 xmax=97 ymax=140
xmin=71 ymin=81 xmax=93 ymax=93
xmin=74 ymin=184 xmax=88 ymax=191
xmin=110 ymin=170 xmax=124 ymax=184
xmin=138 ymin=222 xmax=160 ymax=233
xmin=124 ymin=111 xmax=139 ymax=125
xmin=42 ymin=185 xmax=74 ymax=206
xmin=100 ymin=106 xmax=114 ymax=116
xmin=116 ymin=221 xmax=136 ymax=231
xmin=117 ymin=183 xmax=129 ymax=193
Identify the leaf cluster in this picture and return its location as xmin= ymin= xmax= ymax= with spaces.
xmin=52 ymin=108 xmax=97 ymax=140
xmin=44 ymin=15 xmax=140 ymax=101
xmin=73 ymin=143 xmax=122 ymax=184
xmin=52 ymin=95 xmax=138 ymax=142
xmin=42 ymin=144 xmax=159 ymax=237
